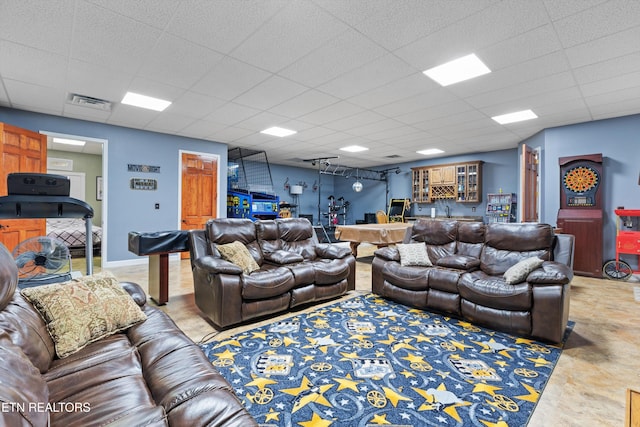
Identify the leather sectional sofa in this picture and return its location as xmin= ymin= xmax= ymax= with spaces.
xmin=0 ymin=242 xmax=257 ymax=427
xmin=189 ymin=217 xmax=355 ymax=328
xmin=372 ymin=219 xmax=574 ymax=343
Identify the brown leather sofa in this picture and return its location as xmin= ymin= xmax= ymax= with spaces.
xmin=0 ymin=243 xmax=257 ymax=427
xmin=372 ymin=220 xmax=574 ymax=343
xmin=189 ymin=217 xmax=355 ymax=328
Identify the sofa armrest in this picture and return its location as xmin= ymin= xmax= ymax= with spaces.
xmin=316 ymin=243 xmax=351 ymax=259
xmin=374 ymin=246 xmax=400 ymax=262
xmin=121 ymin=281 xmax=148 ymax=306
xmin=264 ymin=250 xmax=304 ymax=264
xmin=436 ymin=255 xmax=480 ymax=271
xmin=527 ymin=261 xmax=573 ymax=285
xmin=194 ymin=255 xmax=243 ymax=275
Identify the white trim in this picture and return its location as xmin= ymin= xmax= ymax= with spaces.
xmin=41 ymin=130 xmax=107 ymax=266
xmin=103 ymin=253 xmax=180 ymax=269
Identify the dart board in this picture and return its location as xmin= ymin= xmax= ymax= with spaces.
xmin=559 ymin=156 xmax=603 ymax=209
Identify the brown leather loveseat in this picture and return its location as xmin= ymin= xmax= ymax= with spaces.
xmin=189 ymin=217 xmax=355 ymax=328
xmin=0 ymin=242 xmax=257 ymax=427
xmin=372 ymin=220 xmax=574 ymax=343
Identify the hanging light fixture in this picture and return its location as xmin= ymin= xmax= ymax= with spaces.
xmin=352 ymin=169 xmax=363 ymax=192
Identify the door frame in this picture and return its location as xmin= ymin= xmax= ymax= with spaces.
xmin=41 ymin=131 xmax=108 ymax=265
xmin=177 ymin=150 xmax=223 ymax=231
xmin=519 ymin=144 xmax=541 ymax=223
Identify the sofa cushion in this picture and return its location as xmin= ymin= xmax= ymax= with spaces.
xmin=436 ymin=254 xmax=480 ymax=270
xmin=382 ymin=263 xmax=430 ymax=291
xmin=217 ymin=241 xmax=260 ymax=274
xmin=459 ymin=271 xmax=532 ymax=311
xmin=20 ymin=272 xmax=147 ymax=358
xmin=242 ymin=267 xmax=296 ymax=300
xmin=312 ymin=259 xmax=350 ymax=285
xmin=397 ymin=243 xmax=432 ymax=267
xmin=503 ymin=257 xmax=544 ymax=284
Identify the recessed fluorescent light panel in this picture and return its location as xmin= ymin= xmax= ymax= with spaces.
xmin=260 ymin=127 xmax=297 ymax=137
xmin=121 ymin=92 xmax=171 ymax=111
xmin=340 ymin=145 xmax=369 ymax=153
xmin=423 ymin=54 xmax=491 ymax=86
xmin=492 ymin=109 xmax=538 ymax=124
xmin=417 ymin=148 xmax=444 ymax=156
xmin=52 ymin=137 xmax=85 ymax=146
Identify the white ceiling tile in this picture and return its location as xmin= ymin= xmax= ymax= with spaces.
xmin=206 ymin=102 xmax=261 ymax=126
xmin=278 ymin=29 xmax=388 ymax=87
xmin=191 ymin=57 xmax=271 ymax=101
xmin=66 ymin=59 xmax=134 ymax=103
xmin=395 ymin=100 xmax=474 ymax=126
xmin=573 ymin=52 xmax=640 ymax=84
xmin=354 ymin=0 xmax=496 ymax=50
xmin=233 ymin=75 xmax=308 ymax=111
xmin=269 ymin=90 xmax=340 ymax=119
xmin=317 ymin=54 xmax=416 ymax=99
xmin=231 ymin=1 xmax=349 ymax=72
xmin=209 ymin=126 xmax=256 ymax=142
xmin=291 ymin=126 xmax=336 ymax=141
xmin=345 ymin=118 xmax=406 ymax=137
xmin=564 ymin=26 xmax=640 ymax=68
xmin=62 ymin=103 xmax=111 ymax=122
xmin=137 ymin=34 xmax=224 ymax=89
xmin=233 ymin=111 xmax=291 ymax=132
xmin=71 ymin=2 xmax=163 ymax=73
xmin=298 ymin=101 xmax=365 ymax=125
xmin=0 ymin=42 xmax=67 ymax=89
xmin=0 ymin=0 xmax=75 ymax=56
xmin=145 ymin=113 xmax=196 ymax=134
xmin=553 ymin=1 xmax=640 ymax=48
xmin=125 ymin=77 xmax=185 ymax=104
xmin=325 ymin=111 xmax=388 ymax=132
xmin=347 ymin=73 xmax=434 ymax=110
xmin=178 ymin=119 xmax=228 ymax=140
xmin=85 ymin=0 xmax=179 ymax=29
xmin=107 ymin=104 xmax=157 ymax=127
xmin=169 ymin=92 xmax=226 ymax=118
xmin=580 ymin=71 xmax=640 ymax=97
xmin=4 ymin=79 xmax=65 ymax=114
xmin=374 ymin=88 xmax=459 ymax=118
xmin=166 ymin=1 xmax=287 ymax=54
xmin=542 ymin=0 xmax=608 ymax=20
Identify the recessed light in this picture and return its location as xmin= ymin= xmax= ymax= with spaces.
xmin=417 ymin=148 xmax=444 ymax=156
xmin=52 ymin=137 xmax=85 ymax=146
xmin=340 ymin=145 xmax=369 ymax=153
xmin=423 ymin=54 xmax=491 ymax=86
xmin=260 ymin=126 xmax=297 ymax=137
xmin=492 ymin=109 xmax=538 ymax=124
xmin=121 ymin=92 xmax=171 ymax=111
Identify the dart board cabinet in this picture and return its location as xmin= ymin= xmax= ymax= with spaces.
xmin=556 ymin=153 xmax=603 ymax=277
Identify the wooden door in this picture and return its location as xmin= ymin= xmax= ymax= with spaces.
xmin=181 ymin=153 xmax=218 ymax=258
xmin=0 ymin=123 xmax=47 ymax=252
xmin=521 ymin=144 xmax=538 ymax=222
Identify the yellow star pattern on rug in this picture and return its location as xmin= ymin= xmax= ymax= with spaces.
xmin=515 ymin=382 xmax=540 ymax=403
xmin=298 ymin=412 xmax=333 ymax=427
xmin=382 ymin=386 xmax=412 ymax=407
xmin=527 ymin=355 xmax=552 ymax=367
xmin=200 ymin=294 xmax=569 ymax=426
xmin=333 ymin=373 xmax=362 ymax=392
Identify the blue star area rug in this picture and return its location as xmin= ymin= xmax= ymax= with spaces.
xmin=200 ymin=294 xmax=571 ymax=427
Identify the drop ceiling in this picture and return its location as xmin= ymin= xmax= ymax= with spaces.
xmin=1 ymin=0 xmax=639 ymax=169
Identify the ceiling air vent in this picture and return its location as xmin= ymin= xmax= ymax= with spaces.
xmin=384 ymin=154 xmax=402 ymax=159
xmin=68 ymin=94 xmax=112 ymax=111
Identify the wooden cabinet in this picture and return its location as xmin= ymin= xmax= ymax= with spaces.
xmin=411 ymin=161 xmax=482 ymax=204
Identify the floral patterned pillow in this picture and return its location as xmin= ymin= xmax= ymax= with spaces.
xmin=503 ymin=257 xmax=544 ymax=285
xmin=396 ymin=242 xmax=432 ymax=267
xmin=217 ymin=241 xmax=260 ymax=274
xmin=20 ymin=271 xmax=147 ymax=358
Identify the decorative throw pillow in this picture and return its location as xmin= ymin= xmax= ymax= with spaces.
xmin=503 ymin=257 xmax=544 ymax=285
xmin=396 ymin=242 xmax=432 ymax=267
xmin=20 ymin=272 xmax=147 ymax=358
xmin=217 ymin=241 xmax=260 ymax=274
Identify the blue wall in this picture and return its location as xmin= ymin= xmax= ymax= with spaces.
xmin=522 ymin=113 xmax=640 ymax=265
xmin=0 ymin=107 xmax=228 ymax=264
xmin=3 ymin=106 xmax=639 ymax=267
